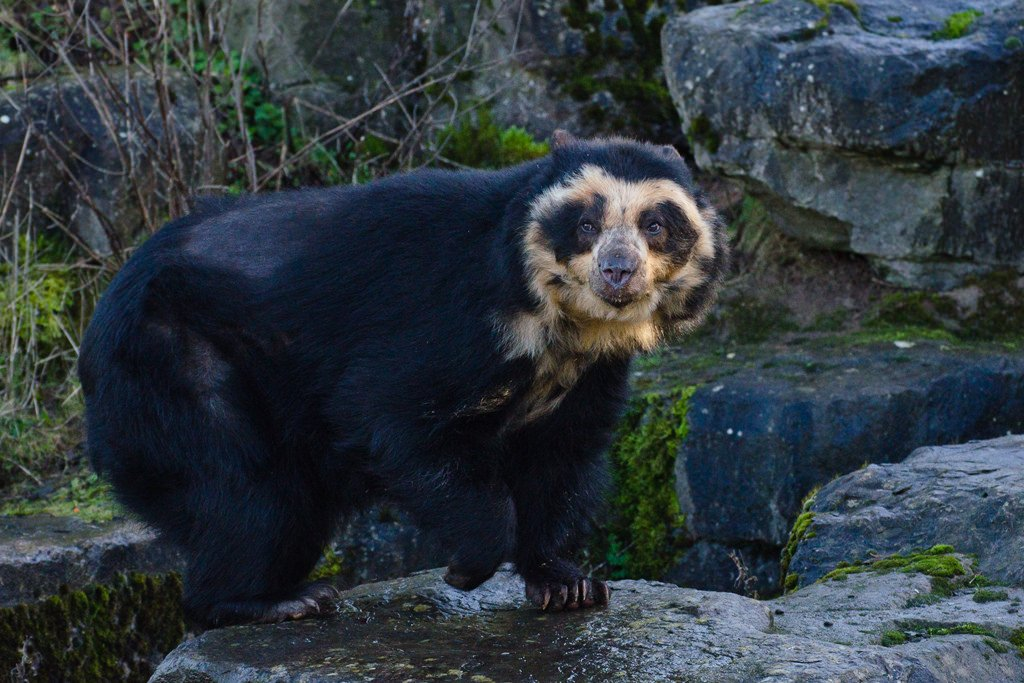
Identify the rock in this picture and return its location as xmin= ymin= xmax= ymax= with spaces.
xmin=641 ymin=341 xmax=1024 ymax=594
xmin=322 ymin=506 xmax=445 ymax=588
xmin=662 ymin=0 xmax=1024 ymax=288
xmin=151 ymin=566 xmax=1024 ymax=682
xmin=0 ymin=70 xmax=205 ymax=254
xmin=787 ymin=435 xmax=1024 ymax=588
xmin=222 ymin=1 xmax=686 ymax=141
xmin=0 ymin=515 xmax=181 ymax=607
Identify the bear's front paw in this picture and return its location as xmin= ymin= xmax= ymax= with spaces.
xmin=524 ymin=574 xmax=610 ymax=611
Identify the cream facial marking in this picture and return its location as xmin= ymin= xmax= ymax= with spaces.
xmin=498 ymin=161 xmax=726 ymax=426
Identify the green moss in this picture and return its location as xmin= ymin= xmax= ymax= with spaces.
xmin=973 ymin=588 xmax=1010 ymax=603
xmin=925 ymin=623 xmax=995 ymax=637
xmin=1 ymin=471 xmax=121 ymax=522
xmin=865 ymin=291 xmax=958 ymax=331
xmin=556 ymin=0 xmax=678 ymax=136
xmin=881 ymin=630 xmax=907 ymax=646
xmin=931 ymin=9 xmax=983 ymax=40
xmin=806 ymin=0 xmax=861 ymax=19
xmin=687 ymin=115 xmax=721 ymax=154
xmin=986 ymin=638 xmax=1010 ymax=654
xmin=821 ymin=545 xmax=965 ymax=582
xmin=309 ymin=546 xmax=345 ymax=581
xmin=604 ymin=387 xmax=695 ymax=579
xmin=722 ymin=299 xmax=799 ymax=344
xmin=438 ymin=108 xmax=548 ymax=169
xmin=1006 ymin=36 xmax=1024 ymax=50
xmin=887 ymin=15 xmax=903 ymax=23
xmin=0 ymin=573 xmax=184 ymax=682
xmin=1010 ymin=629 xmax=1024 ymax=658
xmin=779 ymin=488 xmax=818 ymax=592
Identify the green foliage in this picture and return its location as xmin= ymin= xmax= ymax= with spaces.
xmin=0 ymin=234 xmax=78 ymax=378
xmin=931 ymin=9 xmax=983 ymax=40
xmin=1006 ymin=36 xmax=1024 ymax=50
xmin=604 ymin=387 xmax=695 ymax=579
xmin=438 ymin=109 xmax=549 ymax=169
xmin=0 ymin=573 xmax=184 ymax=682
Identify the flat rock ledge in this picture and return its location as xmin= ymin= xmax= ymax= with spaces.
xmin=788 ymin=435 xmax=1024 ymax=588
xmin=0 ymin=514 xmax=181 ymax=607
xmin=152 ymin=566 xmax=1024 ymax=683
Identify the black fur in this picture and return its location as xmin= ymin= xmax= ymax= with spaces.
xmin=78 ymin=138 xmax=718 ymax=626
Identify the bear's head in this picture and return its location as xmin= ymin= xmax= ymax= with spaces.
xmin=515 ymin=131 xmax=728 ymax=357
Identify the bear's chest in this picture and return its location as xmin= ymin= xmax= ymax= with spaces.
xmin=453 ymin=350 xmax=591 ymax=429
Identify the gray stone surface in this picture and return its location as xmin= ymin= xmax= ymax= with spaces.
xmin=650 ymin=342 xmax=1024 ymax=594
xmin=0 ymin=70 xmax=204 ymax=253
xmin=151 ymin=566 xmax=1024 ymax=683
xmin=788 ymin=435 xmax=1024 ymax=588
xmin=221 ymin=0 xmax=685 ymax=141
xmin=0 ymin=507 xmax=439 ymax=608
xmin=0 ymin=515 xmax=181 ymax=607
xmin=663 ymin=0 xmax=1024 ymax=288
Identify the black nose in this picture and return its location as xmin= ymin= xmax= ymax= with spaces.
xmin=600 ymin=253 xmax=637 ymax=289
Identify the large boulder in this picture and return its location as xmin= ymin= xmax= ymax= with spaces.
xmin=786 ymin=435 xmax=1024 ymax=589
xmin=662 ymin=0 xmax=1024 ymax=289
xmin=0 ymin=70 xmax=205 ymax=254
xmin=646 ymin=341 xmax=1024 ymax=594
xmin=151 ymin=565 xmax=1024 ymax=682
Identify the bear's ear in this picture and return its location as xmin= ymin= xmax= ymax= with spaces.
xmin=660 ymin=144 xmax=682 ymax=159
xmin=551 ymin=129 xmax=576 ymax=149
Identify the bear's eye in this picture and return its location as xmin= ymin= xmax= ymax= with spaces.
xmin=646 ymin=221 xmax=663 ymax=236
xmin=579 ymin=221 xmax=596 ymax=234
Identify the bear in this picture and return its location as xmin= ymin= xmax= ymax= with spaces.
xmin=77 ymin=131 xmax=728 ymax=627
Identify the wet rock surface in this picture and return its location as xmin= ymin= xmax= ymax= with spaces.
xmin=788 ymin=435 xmax=1024 ymax=588
xmin=151 ymin=566 xmax=1024 ymax=683
xmin=0 ymin=515 xmax=180 ymax=607
xmin=662 ymin=0 xmax=1024 ymax=288
xmin=650 ymin=342 xmax=1024 ymax=594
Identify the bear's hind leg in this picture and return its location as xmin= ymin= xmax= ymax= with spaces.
xmin=182 ymin=477 xmax=340 ymax=628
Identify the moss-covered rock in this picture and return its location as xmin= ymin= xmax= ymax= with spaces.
xmin=602 ymin=387 xmax=695 ymax=579
xmin=779 ymin=488 xmax=818 ymax=592
xmin=820 ymin=545 xmax=966 ymax=583
xmin=0 ymin=572 xmax=185 ymax=682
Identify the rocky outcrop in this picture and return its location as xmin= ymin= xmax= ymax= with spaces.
xmin=0 ymin=70 xmax=205 ymax=254
xmin=662 ymin=0 xmax=1024 ymax=288
xmin=649 ymin=342 xmax=1024 ymax=594
xmin=786 ymin=435 xmax=1024 ymax=589
xmin=152 ymin=565 xmax=1024 ymax=682
xmin=222 ymin=0 xmax=685 ymax=141
xmin=0 ymin=515 xmax=180 ymax=607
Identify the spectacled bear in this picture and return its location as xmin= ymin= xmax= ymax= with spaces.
xmin=78 ymin=131 xmax=728 ymax=627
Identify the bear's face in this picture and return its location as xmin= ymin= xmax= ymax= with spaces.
xmin=517 ymin=137 xmax=726 ymax=356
